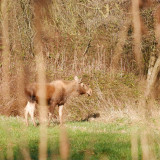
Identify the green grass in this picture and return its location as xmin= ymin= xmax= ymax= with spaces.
xmin=0 ymin=116 xmax=160 ymax=160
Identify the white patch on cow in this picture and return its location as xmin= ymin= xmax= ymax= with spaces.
xmin=25 ymin=101 xmax=36 ymax=126
xmin=25 ymin=101 xmax=36 ymax=114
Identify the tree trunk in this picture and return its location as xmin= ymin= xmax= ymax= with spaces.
xmin=1 ymin=0 xmax=10 ymax=102
xmin=33 ymin=1 xmax=48 ymax=160
xmin=144 ymin=4 xmax=160 ymax=117
xmin=13 ymin=0 xmax=26 ymax=115
xmin=131 ymin=0 xmax=144 ymax=74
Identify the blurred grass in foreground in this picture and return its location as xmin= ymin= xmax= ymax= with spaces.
xmin=1 ymin=116 xmax=160 ymax=160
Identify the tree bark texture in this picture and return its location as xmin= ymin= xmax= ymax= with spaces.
xmin=131 ymin=0 xmax=144 ymax=74
xmin=144 ymin=4 xmax=160 ymax=117
xmin=1 ymin=0 xmax=10 ymax=102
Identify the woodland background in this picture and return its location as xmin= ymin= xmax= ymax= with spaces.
xmin=0 ymin=0 xmax=160 ymax=122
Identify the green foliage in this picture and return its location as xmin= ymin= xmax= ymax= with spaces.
xmin=1 ymin=117 xmax=160 ymax=160
xmin=0 ymin=116 xmax=132 ymax=160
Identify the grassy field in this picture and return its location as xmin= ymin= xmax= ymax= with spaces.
xmin=1 ymin=1 xmax=160 ymax=160
xmin=1 ymin=116 xmax=160 ymax=160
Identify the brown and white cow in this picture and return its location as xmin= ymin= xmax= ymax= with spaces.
xmin=24 ymin=76 xmax=92 ymax=126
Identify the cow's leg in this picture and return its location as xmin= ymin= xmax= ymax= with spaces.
xmin=25 ymin=101 xmax=36 ymax=126
xmin=59 ymin=105 xmax=64 ymax=125
xmin=30 ymin=104 xmax=36 ymax=126
xmin=24 ymin=105 xmax=29 ymax=126
xmin=48 ymin=112 xmax=52 ymax=126
xmin=48 ymin=103 xmax=56 ymax=126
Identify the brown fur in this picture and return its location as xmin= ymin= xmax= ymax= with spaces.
xmin=139 ymin=0 xmax=152 ymax=9
xmin=24 ymin=76 xmax=92 ymax=126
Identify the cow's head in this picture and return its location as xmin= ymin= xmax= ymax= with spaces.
xmin=74 ymin=76 xmax=92 ymax=96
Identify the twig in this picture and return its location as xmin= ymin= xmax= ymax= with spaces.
xmin=83 ymin=39 xmax=91 ymax=56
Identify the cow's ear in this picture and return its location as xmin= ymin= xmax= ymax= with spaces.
xmin=80 ymin=83 xmax=85 ymax=87
xmin=74 ymin=76 xmax=79 ymax=82
xmin=74 ymin=76 xmax=81 ymax=83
